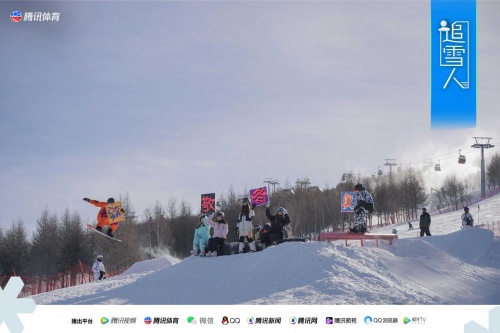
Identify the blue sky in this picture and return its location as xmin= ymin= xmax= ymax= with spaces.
xmin=0 ymin=1 xmax=499 ymax=233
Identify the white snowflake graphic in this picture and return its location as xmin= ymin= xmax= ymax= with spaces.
xmin=465 ymin=306 xmax=500 ymax=333
xmin=0 ymin=277 xmax=36 ymax=333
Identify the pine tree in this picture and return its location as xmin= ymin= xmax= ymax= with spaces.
xmin=58 ymin=209 xmax=85 ymax=271
xmin=1 ymin=220 xmax=30 ymax=276
xmin=29 ymin=208 xmax=60 ymax=276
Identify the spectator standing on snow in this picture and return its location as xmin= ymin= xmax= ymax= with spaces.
xmin=461 ymin=207 xmax=474 ymax=228
xmin=236 ymin=198 xmax=256 ymax=253
xmin=419 ymin=207 xmax=431 ymax=237
xmin=92 ymin=255 xmax=106 ymax=281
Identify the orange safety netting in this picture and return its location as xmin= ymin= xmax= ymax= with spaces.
xmin=0 ymin=261 xmax=129 ymax=298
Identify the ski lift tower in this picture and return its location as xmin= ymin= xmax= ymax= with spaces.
xmin=384 ymin=159 xmax=398 ymax=184
xmin=295 ymin=178 xmax=310 ymax=191
xmin=341 ymin=171 xmax=353 ymax=182
xmin=471 ymin=137 xmax=494 ymax=198
xmin=263 ymin=178 xmax=279 ymax=196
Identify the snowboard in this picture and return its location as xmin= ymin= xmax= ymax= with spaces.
xmin=86 ymin=224 xmax=122 ymax=242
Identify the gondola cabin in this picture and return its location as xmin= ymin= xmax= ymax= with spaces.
xmin=458 ymin=150 xmax=466 ymax=164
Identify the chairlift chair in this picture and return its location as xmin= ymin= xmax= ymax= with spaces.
xmin=458 ymin=150 xmax=466 ymax=164
xmin=434 ymin=160 xmax=441 ymax=171
xmin=397 ymin=166 xmax=402 ymax=173
xmin=378 ymin=169 xmax=383 ymax=176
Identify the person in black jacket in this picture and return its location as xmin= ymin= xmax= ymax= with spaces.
xmin=265 ymin=202 xmax=291 ymax=245
xmin=258 ymin=223 xmax=272 ymax=248
xmin=350 ymin=183 xmax=374 ymax=233
xmin=419 ymin=207 xmax=431 ymax=237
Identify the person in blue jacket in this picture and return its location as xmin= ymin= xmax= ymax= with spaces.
xmin=191 ymin=214 xmax=211 ymax=256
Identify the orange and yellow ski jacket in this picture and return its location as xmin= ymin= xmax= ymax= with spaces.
xmin=87 ymin=199 xmax=109 ymax=226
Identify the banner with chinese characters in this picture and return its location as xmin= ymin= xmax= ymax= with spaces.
xmin=341 ymin=192 xmax=357 ymax=213
xmin=105 ymin=202 xmax=125 ymax=224
xmin=431 ymin=0 xmax=476 ymax=129
xmin=5 ymin=303 xmax=499 ymax=333
xmin=249 ymin=186 xmax=269 ymax=207
xmin=200 ymin=193 xmax=216 ymax=215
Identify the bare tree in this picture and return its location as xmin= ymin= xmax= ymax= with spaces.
xmin=487 ymin=153 xmax=500 ymax=187
xmin=440 ymin=174 xmax=466 ymax=210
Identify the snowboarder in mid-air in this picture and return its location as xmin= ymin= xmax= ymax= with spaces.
xmin=350 ymin=183 xmax=374 ymax=233
xmin=83 ymin=197 xmax=125 ymax=238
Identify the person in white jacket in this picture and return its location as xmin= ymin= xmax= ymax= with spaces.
xmin=92 ymin=255 xmax=106 ymax=281
xmin=461 ymin=207 xmax=474 ymax=228
xmin=206 ymin=211 xmax=229 ymax=257
xmin=236 ymin=198 xmax=256 ymax=253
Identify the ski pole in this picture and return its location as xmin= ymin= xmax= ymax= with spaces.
xmin=478 ymin=205 xmax=480 ymax=226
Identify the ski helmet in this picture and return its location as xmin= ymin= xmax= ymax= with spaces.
xmin=422 ymin=207 xmax=427 ymax=211
xmin=242 ymin=197 xmax=250 ymax=204
xmin=97 ymin=255 xmax=103 ymax=261
xmin=354 ymin=183 xmax=363 ymax=191
xmin=464 ymin=207 xmax=469 ymax=212
xmin=216 ymin=212 xmax=225 ymax=218
xmin=277 ymin=207 xmax=285 ymax=214
xmin=107 ymin=198 xmax=115 ymax=204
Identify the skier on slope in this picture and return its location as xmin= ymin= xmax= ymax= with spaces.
xmin=350 ymin=183 xmax=374 ymax=233
xmin=191 ymin=214 xmax=211 ymax=256
xmin=83 ymin=197 xmax=125 ymax=238
xmin=92 ymin=255 xmax=106 ymax=281
xmin=265 ymin=202 xmax=291 ymax=245
xmin=461 ymin=207 xmax=474 ymax=229
xmin=206 ymin=211 xmax=229 ymax=257
xmin=236 ymin=197 xmax=257 ymax=253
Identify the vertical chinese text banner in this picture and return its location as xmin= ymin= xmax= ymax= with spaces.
xmin=431 ymin=0 xmax=476 ymax=129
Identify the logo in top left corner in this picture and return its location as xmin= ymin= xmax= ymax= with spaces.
xmin=10 ymin=11 xmax=23 ymax=23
